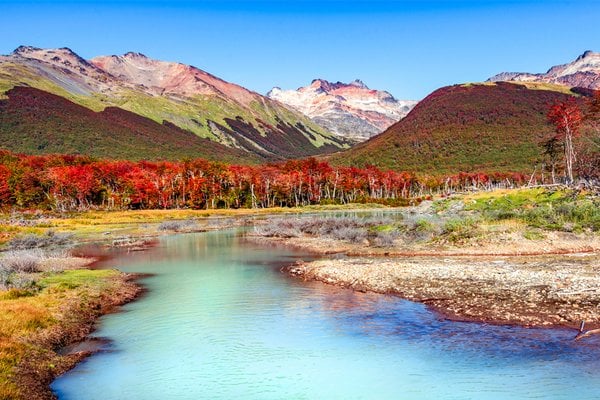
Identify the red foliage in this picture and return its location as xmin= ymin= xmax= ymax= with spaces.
xmin=547 ymin=98 xmax=582 ymax=139
xmin=0 ymin=151 xmax=530 ymax=211
xmin=0 ymin=164 xmax=11 ymax=205
xmin=547 ymin=98 xmax=583 ymax=183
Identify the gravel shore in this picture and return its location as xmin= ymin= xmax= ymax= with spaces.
xmin=288 ymin=253 xmax=600 ymax=330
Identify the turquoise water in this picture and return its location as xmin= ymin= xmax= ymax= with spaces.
xmin=52 ymin=230 xmax=600 ymax=399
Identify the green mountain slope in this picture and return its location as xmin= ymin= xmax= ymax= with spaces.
xmin=0 ymin=87 xmax=260 ymax=163
xmin=0 ymin=46 xmax=348 ymax=160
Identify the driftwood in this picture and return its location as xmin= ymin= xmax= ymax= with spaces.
xmin=574 ymin=321 xmax=600 ymax=341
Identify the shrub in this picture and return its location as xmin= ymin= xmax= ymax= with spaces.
xmin=253 ymin=216 xmax=396 ymax=244
xmin=372 ymin=230 xmax=399 ymax=247
xmin=332 ymin=227 xmax=368 ymax=243
xmin=8 ymin=231 xmax=73 ymax=250
xmin=158 ymin=219 xmax=197 ymax=232
xmin=253 ymin=223 xmax=300 ymax=238
xmin=0 ymin=249 xmax=45 ymax=273
xmin=6 ymin=273 xmax=36 ymax=290
xmin=0 ymin=265 xmax=11 ymax=290
xmin=442 ymin=217 xmax=480 ymax=243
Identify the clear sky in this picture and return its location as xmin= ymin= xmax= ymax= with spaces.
xmin=0 ymin=0 xmax=598 ymax=99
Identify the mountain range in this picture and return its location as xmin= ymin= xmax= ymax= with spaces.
xmin=0 ymin=46 xmax=348 ymax=161
xmin=488 ymin=50 xmax=600 ymax=89
xmin=268 ymin=79 xmax=416 ymax=141
xmin=1 ymin=46 xmax=598 ymax=177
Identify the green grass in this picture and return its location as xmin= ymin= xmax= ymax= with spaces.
xmin=465 ymin=188 xmax=600 ymax=232
xmin=441 ymin=217 xmax=480 ymax=243
xmin=38 ymin=269 xmax=116 ymax=290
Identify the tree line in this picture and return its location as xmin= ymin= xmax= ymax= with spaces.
xmin=0 ymin=151 xmax=531 ymax=211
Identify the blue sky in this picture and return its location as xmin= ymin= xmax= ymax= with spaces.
xmin=0 ymin=0 xmax=598 ymax=99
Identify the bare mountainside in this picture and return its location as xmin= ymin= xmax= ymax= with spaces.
xmin=0 ymin=46 xmax=348 ymax=160
xmin=489 ymin=50 xmax=600 ymax=89
xmin=268 ymin=79 xmax=417 ymax=141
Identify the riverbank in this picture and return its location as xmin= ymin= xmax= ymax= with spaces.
xmin=249 ymin=188 xmax=600 ymax=330
xmin=0 ymin=261 xmax=141 ymax=400
xmin=250 ymin=230 xmax=600 ymax=257
xmin=0 ymin=203 xmax=389 ymax=247
xmin=288 ymin=253 xmax=600 ymax=329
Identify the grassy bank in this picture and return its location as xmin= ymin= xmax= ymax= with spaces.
xmin=251 ymin=188 xmax=599 ymax=254
xmin=0 ymin=203 xmax=390 ymax=247
xmin=463 ymin=188 xmax=600 ymax=232
xmin=0 ymin=268 xmax=139 ymax=400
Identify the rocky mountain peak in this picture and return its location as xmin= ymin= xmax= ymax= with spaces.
xmin=268 ymin=79 xmax=418 ymax=141
xmin=489 ymin=50 xmax=600 ymax=90
xmin=348 ymin=79 xmax=368 ymax=89
xmin=309 ymin=78 xmax=334 ymax=91
xmin=10 ymin=46 xmax=92 ymax=67
xmin=12 ymin=45 xmax=42 ymax=55
xmin=123 ymin=51 xmax=150 ymax=60
xmin=577 ymin=50 xmax=596 ymax=60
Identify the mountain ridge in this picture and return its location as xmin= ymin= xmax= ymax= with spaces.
xmin=0 ymin=46 xmax=348 ymax=161
xmin=488 ymin=50 xmax=600 ymax=89
xmin=327 ymin=82 xmax=582 ymax=175
xmin=267 ymin=78 xmax=417 ymax=141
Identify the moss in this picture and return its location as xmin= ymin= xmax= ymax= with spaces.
xmin=38 ymin=269 xmax=117 ymax=289
xmin=523 ymin=230 xmax=546 ymax=240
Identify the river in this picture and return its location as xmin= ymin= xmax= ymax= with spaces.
xmin=52 ymin=229 xmax=600 ymax=399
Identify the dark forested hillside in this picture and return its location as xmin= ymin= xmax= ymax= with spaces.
xmin=329 ymin=82 xmax=579 ymax=175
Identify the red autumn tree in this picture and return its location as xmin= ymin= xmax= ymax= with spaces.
xmin=0 ymin=164 xmax=12 ymax=207
xmin=547 ymin=98 xmax=582 ymax=184
xmin=586 ymin=90 xmax=600 ymax=140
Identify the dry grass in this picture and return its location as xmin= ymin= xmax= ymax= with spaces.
xmin=0 ymin=269 xmax=136 ymax=400
xmin=0 ymin=204 xmax=394 ymax=246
